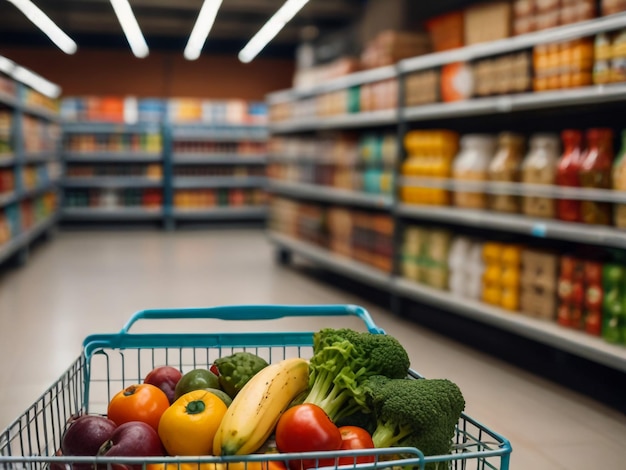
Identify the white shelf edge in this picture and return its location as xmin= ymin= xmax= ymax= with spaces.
xmin=268 ymin=180 xmax=393 ymax=209
xmin=266 ymin=65 xmax=397 ymax=103
xmin=403 ymin=84 xmax=626 ymax=121
xmin=62 ymin=177 xmax=163 ymax=188
xmin=172 ymin=154 xmax=268 ymax=165
xmin=269 ymin=109 xmax=397 ymax=133
xmin=399 ymin=176 xmax=626 ymax=204
xmin=63 ymin=151 xmax=162 ymax=161
xmin=396 ymin=203 xmax=626 ymax=249
xmin=399 ymin=12 xmax=626 ymax=73
xmin=392 ymin=277 xmax=626 ymax=372
xmin=62 ymin=207 xmax=163 ymax=219
xmin=172 ymin=206 xmax=268 ymax=219
xmin=173 ymin=176 xmax=266 ymax=189
xmin=268 ymin=231 xmax=392 ymax=289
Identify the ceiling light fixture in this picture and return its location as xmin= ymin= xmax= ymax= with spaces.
xmin=238 ymin=0 xmax=309 ymax=63
xmin=110 ymin=0 xmax=149 ymax=58
xmin=184 ymin=0 xmax=223 ymax=61
xmin=6 ymin=0 xmax=77 ymax=54
xmin=12 ymin=64 xmax=62 ymax=98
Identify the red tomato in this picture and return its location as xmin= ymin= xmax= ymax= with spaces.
xmin=107 ymin=383 xmax=169 ymax=432
xmin=275 ymin=404 xmax=342 ymax=470
xmin=337 ymin=426 xmax=375 ymax=466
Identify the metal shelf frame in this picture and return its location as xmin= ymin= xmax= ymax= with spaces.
xmin=63 ymin=151 xmax=163 ymax=163
xmin=172 ymin=206 xmax=268 ymax=220
xmin=172 ymin=153 xmax=268 ymax=165
xmin=62 ymin=207 xmax=164 ymax=220
xmin=62 ymin=177 xmax=163 ymax=189
xmin=268 ymin=180 xmax=393 ymax=209
xmin=396 ymin=203 xmax=626 ymax=249
xmin=269 ymin=231 xmax=626 ymax=372
xmin=265 ymin=14 xmax=626 ymax=375
xmin=173 ymin=176 xmax=266 ymax=189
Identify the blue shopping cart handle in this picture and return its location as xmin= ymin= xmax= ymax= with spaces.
xmin=119 ymin=304 xmax=385 ymax=335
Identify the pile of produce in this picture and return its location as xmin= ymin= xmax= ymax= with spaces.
xmin=57 ymin=328 xmax=465 ymax=470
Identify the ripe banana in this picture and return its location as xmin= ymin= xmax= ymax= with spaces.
xmin=213 ymin=357 xmax=309 ymax=456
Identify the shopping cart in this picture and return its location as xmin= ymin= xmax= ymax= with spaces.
xmin=0 ymin=304 xmax=512 ymax=470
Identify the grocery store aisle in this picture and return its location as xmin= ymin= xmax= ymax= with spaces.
xmin=0 ymin=229 xmax=624 ymax=470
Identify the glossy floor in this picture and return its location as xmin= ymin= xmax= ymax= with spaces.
xmin=0 ymin=229 xmax=624 ymax=469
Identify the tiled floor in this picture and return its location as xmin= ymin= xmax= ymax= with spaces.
xmin=0 ymin=229 xmax=624 ymax=469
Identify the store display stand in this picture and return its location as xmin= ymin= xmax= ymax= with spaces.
xmin=265 ymin=12 xmax=626 ymax=395
xmin=0 ymin=80 xmax=61 ymax=268
xmin=60 ymin=119 xmax=269 ymax=230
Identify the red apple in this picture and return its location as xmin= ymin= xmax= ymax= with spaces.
xmin=61 ymin=414 xmax=117 ymax=457
xmin=144 ymin=366 xmax=183 ymax=404
xmin=98 ymin=421 xmax=164 ymax=470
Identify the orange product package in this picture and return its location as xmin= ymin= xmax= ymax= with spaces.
xmin=441 ymin=62 xmax=474 ymax=102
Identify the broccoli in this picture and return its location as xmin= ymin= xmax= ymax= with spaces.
xmin=213 ymin=351 xmax=269 ymax=398
xmin=302 ymin=328 xmax=410 ymax=422
xmin=365 ymin=376 xmax=465 ymax=468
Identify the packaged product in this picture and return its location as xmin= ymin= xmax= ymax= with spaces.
xmin=520 ymin=248 xmax=559 ymax=319
xmin=579 ymin=128 xmax=613 ymax=225
xmin=464 ymin=1 xmax=513 ymax=45
xmin=521 ymin=133 xmax=560 ymax=218
xmin=612 ymin=130 xmax=626 ymax=228
xmin=441 ymin=63 xmax=474 ymax=102
xmin=488 ymin=132 xmax=525 ymax=213
xmin=453 ymin=134 xmax=497 ymax=209
xmin=602 ymin=263 xmax=626 ymax=345
xmin=555 ymin=129 xmax=584 ymax=222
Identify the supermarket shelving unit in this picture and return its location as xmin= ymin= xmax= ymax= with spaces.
xmin=61 ymin=121 xmax=165 ymax=223
xmin=60 ymin=119 xmax=270 ymax=227
xmin=0 ymin=77 xmax=61 ymax=268
xmin=266 ymin=12 xmax=626 ymax=376
xmin=167 ymin=123 xmax=269 ymax=228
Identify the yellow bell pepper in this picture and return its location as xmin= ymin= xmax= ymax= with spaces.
xmin=158 ymin=389 xmax=228 ymax=456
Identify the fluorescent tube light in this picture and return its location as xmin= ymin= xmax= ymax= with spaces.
xmin=0 ymin=56 xmax=16 ymax=75
xmin=6 ymin=0 xmax=77 ymax=54
xmin=184 ymin=0 xmax=223 ymax=61
xmin=239 ymin=0 xmax=309 ymax=63
xmin=13 ymin=65 xmax=62 ymax=98
xmin=110 ymin=0 xmax=149 ymax=58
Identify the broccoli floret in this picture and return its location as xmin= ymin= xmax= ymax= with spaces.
xmin=366 ymin=377 xmax=465 ymax=467
xmin=302 ymin=328 xmax=410 ymax=422
xmin=213 ymin=352 xmax=269 ymax=398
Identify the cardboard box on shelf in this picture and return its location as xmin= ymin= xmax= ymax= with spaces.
xmin=426 ymin=11 xmax=465 ymax=52
xmin=521 ymin=249 xmax=559 ymax=291
xmin=465 ymin=1 xmax=513 ymax=45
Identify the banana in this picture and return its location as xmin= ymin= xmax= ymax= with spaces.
xmin=213 ymin=357 xmax=309 ymax=456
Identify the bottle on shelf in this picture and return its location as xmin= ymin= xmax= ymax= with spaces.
xmin=612 ymin=130 xmax=626 ymax=228
xmin=579 ymin=128 xmax=613 ymax=225
xmin=556 ymin=129 xmax=585 ymax=223
xmin=521 ymin=133 xmax=561 ymax=218
xmin=488 ymin=132 xmax=525 ymax=213
xmin=452 ymin=134 xmax=496 ymax=209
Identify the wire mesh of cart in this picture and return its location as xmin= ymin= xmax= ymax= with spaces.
xmin=0 ymin=305 xmax=512 ymax=470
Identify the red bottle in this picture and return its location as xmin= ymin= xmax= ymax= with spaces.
xmin=556 ymin=130 xmax=584 ymax=222
xmin=579 ymin=128 xmax=614 ymax=225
